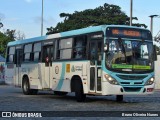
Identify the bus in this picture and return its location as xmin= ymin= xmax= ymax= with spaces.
xmin=5 ymin=25 xmax=157 ymax=102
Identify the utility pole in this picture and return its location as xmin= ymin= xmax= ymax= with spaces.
xmin=130 ymin=0 xmax=133 ymax=26
xmin=41 ymin=0 xmax=44 ymax=36
xmin=149 ymin=15 xmax=158 ymax=35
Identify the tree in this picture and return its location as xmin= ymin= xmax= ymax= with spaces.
xmin=16 ymin=30 xmax=25 ymax=40
xmin=0 ymin=29 xmax=26 ymax=56
xmin=0 ymin=20 xmax=16 ymax=56
xmin=0 ymin=18 xmax=26 ymax=56
xmin=47 ymin=3 xmax=147 ymax=34
xmin=4 ymin=29 xmax=16 ymax=40
xmin=0 ymin=31 xmax=13 ymax=56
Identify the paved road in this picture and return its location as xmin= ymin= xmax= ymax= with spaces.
xmin=0 ymin=85 xmax=160 ymax=120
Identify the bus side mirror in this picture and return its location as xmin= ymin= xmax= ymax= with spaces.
xmin=153 ymin=45 xmax=157 ymax=61
xmin=104 ymin=43 xmax=108 ymax=52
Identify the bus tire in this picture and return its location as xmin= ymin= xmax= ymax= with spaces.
xmin=75 ymin=80 xmax=86 ymax=102
xmin=116 ymin=95 xmax=123 ymax=102
xmin=54 ymin=91 xmax=68 ymax=95
xmin=22 ymin=77 xmax=32 ymax=95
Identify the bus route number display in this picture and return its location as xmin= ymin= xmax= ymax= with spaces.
xmin=112 ymin=29 xmax=141 ymax=37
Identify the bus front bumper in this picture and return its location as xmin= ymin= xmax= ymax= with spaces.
xmin=101 ymin=81 xmax=155 ymax=95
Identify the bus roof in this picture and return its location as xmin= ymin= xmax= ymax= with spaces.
xmin=7 ymin=25 xmax=149 ymax=46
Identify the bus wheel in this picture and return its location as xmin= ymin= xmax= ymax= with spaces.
xmin=54 ymin=91 xmax=68 ymax=95
xmin=116 ymin=95 xmax=123 ymax=102
xmin=75 ymin=81 xmax=86 ymax=102
xmin=22 ymin=77 xmax=32 ymax=95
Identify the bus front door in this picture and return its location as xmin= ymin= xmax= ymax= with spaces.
xmin=15 ymin=49 xmax=23 ymax=87
xmin=90 ymin=40 xmax=102 ymax=93
xmin=43 ymin=45 xmax=53 ymax=89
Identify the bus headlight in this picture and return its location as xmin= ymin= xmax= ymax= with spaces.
xmin=104 ymin=74 xmax=119 ymax=85
xmin=145 ymin=77 xmax=154 ymax=85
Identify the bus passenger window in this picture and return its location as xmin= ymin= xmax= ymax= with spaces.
xmin=43 ymin=47 xmax=49 ymax=62
xmin=24 ymin=44 xmax=32 ymax=62
xmin=7 ymin=47 xmax=15 ymax=63
xmin=73 ymin=36 xmax=86 ymax=59
xmin=97 ymin=41 xmax=102 ymax=65
xmin=57 ymin=38 xmax=73 ymax=59
xmin=33 ymin=42 xmax=41 ymax=61
xmin=90 ymin=43 xmax=96 ymax=59
xmin=9 ymin=55 xmax=14 ymax=62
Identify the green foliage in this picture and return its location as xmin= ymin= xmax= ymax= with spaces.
xmin=47 ymin=3 xmax=147 ymax=34
xmin=4 ymin=29 xmax=16 ymax=40
xmin=0 ymin=29 xmax=15 ymax=56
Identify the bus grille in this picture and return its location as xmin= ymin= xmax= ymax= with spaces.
xmin=116 ymin=75 xmax=147 ymax=80
xmin=123 ymin=87 xmax=142 ymax=92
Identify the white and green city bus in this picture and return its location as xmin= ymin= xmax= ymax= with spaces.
xmin=5 ymin=25 xmax=157 ymax=102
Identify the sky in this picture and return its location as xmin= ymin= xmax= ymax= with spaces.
xmin=0 ymin=0 xmax=160 ymax=39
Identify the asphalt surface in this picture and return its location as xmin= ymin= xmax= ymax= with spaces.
xmin=0 ymin=84 xmax=160 ymax=120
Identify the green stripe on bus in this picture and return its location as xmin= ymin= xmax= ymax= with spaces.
xmin=112 ymin=64 xmax=151 ymax=70
xmin=133 ymin=65 xmax=151 ymax=70
xmin=112 ymin=64 xmax=132 ymax=69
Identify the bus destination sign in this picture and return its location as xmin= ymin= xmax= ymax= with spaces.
xmin=106 ymin=27 xmax=152 ymax=40
xmin=112 ymin=29 xmax=141 ymax=37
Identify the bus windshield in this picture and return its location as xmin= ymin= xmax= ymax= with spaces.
xmin=105 ymin=38 xmax=154 ymax=73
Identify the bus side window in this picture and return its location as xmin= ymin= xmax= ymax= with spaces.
xmin=57 ymin=38 xmax=73 ymax=59
xmin=89 ymin=40 xmax=102 ymax=65
xmin=56 ymin=40 xmax=60 ymax=59
xmin=33 ymin=42 xmax=41 ymax=62
xmin=7 ymin=47 xmax=15 ymax=63
xmin=73 ymin=36 xmax=87 ymax=59
xmin=24 ymin=44 xmax=32 ymax=62
xmin=42 ymin=47 xmax=49 ymax=62
xmin=97 ymin=41 xmax=102 ymax=65
xmin=90 ymin=42 xmax=96 ymax=65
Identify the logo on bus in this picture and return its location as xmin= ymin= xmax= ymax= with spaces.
xmin=71 ymin=66 xmax=75 ymax=72
xmin=71 ymin=65 xmax=82 ymax=72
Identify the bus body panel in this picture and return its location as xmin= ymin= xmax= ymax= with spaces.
xmin=101 ymin=71 xmax=155 ymax=95
xmin=5 ymin=64 xmax=14 ymax=85
xmin=101 ymin=81 xmax=154 ymax=95
xmin=20 ymin=63 xmax=43 ymax=89
xmin=5 ymin=25 xmax=155 ymax=100
xmin=52 ymin=61 xmax=89 ymax=93
xmin=15 ymin=66 xmax=21 ymax=87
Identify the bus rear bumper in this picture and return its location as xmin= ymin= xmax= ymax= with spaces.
xmin=101 ymin=82 xmax=154 ymax=95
